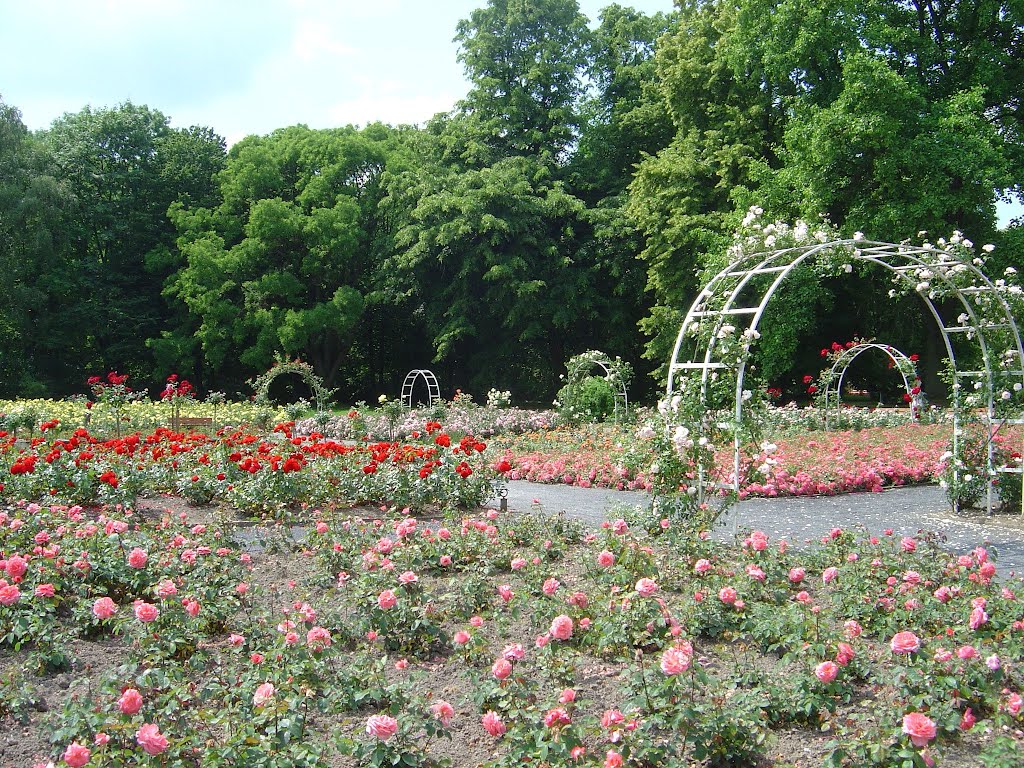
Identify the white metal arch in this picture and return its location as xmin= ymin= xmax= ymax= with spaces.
xmin=401 ymin=369 xmax=441 ymax=408
xmin=667 ymin=238 xmax=1024 ymax=512
xmin=822 ymin=342 xmax=920 ymax=429
xmin=586 ymin=359 xmax=629 ymax=422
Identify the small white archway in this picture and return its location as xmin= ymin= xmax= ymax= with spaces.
xmin=821 ymin=342 xmax=921 ymax=429
xmin=401 ymin=369 xmax=441 ymax=408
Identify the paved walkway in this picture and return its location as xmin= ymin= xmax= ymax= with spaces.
xmin=490 ymin=481 xmax=1024 ymax=577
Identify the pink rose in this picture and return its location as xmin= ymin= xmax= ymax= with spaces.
xmin=377 ymin=589 xmax=397 ymax=609
xmin=481 ymin=710 xmax=506 ymax=737
xmin=1006 ymin=692 xmax=1023 ymax=716
xmin=34 ymin=583 xmax=56 ymax=598
xmin=5 ymin=555 xmax=27 ymax=580
xmin=453 ymin=630 xmax=471 ymax=646
xmin=969 ymin=605 xmax=988 ymax=630
xmin=510 ymin=557 xmax=527 ymax=570
xmin=660 ymin=643 xmax=693 ymax=675
xmin=92 ymin=596 xmax=118 ymax=620
xmin=127 ymin=548 xmax=148 ymax=569
xmin=366 ymin=714 xmax=398 ymax=741
xmin=788 ymin=567 xmax=805 ymax=584
xmin=902 ymin=712 xmax=936 ymax=747
xmin=822 ymin=567 xmax=838 ymax=584
xmin=491 ymin=657 xmax=513 ymax=680
xmin=890 ymin=631 xmax=920 ymax=654
xmin=118 ymin=688 xmax=143 ymax=715
xmin=635 ymin=578 xmax=658 ymax=597
xmin=307 ymin=626 xmax=332 ymax=650
xmin=815 ymin=661 xmax=838 ymax=683
xmin=133 ymin=601 xmax=159 ymax=623
xmin=901 ymin=536 xmax=917 ymax=553
xmin=604 ymin=749 xmax=623 ymax=768
xmin=957 ymin=644 xmax=978 ymax=660
xmin=836 ymin=642 xmax=856 ymax=666
xmin=253 ymin=682 xmax=275 ymax=707
xmin=602 ymin=709 xmax=625 ymax=728
xmin=431 ymin=700 xmax=454 ymax=727
xmin=597 ymin=550 xmax=615 ymax=567
xmin=398 ymin=570 xmax=418 ymax=584
xmin=694 ymin=558 xmax=712 ymax=575
xmin=718 ymin=586 xmax=738 ymax=605
xmin=844 ymin=620 xmax=863 ymax=638
xmin=0 ymin=584 xmax=20 ymax=606
xmin=550 ymin=614 xmax=573 ymax=641
xmin=502 ymin=643 xmax=525 ymax=660
xmin=543 ymin=707 xmax=571 ymax=728
xmin=542 ymin=577 xmax=560 ymax=596
xmin=439 ymin=555 xmax=452 ymax=566
xmin=63 ymin=741 xmax=91 ymax=767
xmin=136 ymin=723 xmax=169 ymax=755
xmin=960 ymin=708 xmax=976 ymax=731
xmin=497 ymin=584 xmax=515 ymax=603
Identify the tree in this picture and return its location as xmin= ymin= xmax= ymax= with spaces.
xmin=167 ymin=125 xmax=397 ymax=392
xmin=389 ymin=147 xmax=586 ymax=399
xmin=42 ymin=103 xmax=225 ymax=385
xmin=629 ymin=1 xmax=782 ymax=374
xmin=629 ymin=0 xmax=1024 ymax=386
xmin=454 ymin=0 xmax=592 ymax=162
xmin=0 ymin=96 xmax=86 ymax=396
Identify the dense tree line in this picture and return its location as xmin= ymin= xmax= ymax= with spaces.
xmin=1 ymin=0 xmax=1021 ymax=404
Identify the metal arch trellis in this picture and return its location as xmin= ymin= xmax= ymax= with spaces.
xmin=401 ymin=369 xmax=441 ymax=408
xmin=822 ymin=342 xmax=920 ymax=429
xmin=585 ymin=359 xmax=630 ymax=423
xmin=563 ymin=351 xmax=631 ymax=423
xmin=667 ymin=237 xmax=1024 ymax=514
xmin=251 ymin=358 xmax=331 ymax=417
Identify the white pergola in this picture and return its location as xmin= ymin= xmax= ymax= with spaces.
xmin=667 ymin=239 xmax=1024 ymax=512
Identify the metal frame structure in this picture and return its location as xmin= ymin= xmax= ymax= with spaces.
xmin=667 ymin=239 xmax=1024 ymax=512
xmin=401 ymin=369 xmax=441 ymax=408
xmin=822 ymin=342 xmax=919 ymax=429
xmin=580 ymin=358 xmax=629 ymax=423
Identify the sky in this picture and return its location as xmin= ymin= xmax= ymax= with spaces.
xmin=0 ymin=0 xmax=675 ymax=144
xmin=1 ymin=0 xmax=1020 ymax=225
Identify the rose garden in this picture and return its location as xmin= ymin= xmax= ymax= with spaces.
xmin=1 ymin=222 xmax=1023 ymax=768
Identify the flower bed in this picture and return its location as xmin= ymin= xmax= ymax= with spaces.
xmin=1 ymin=421 xmax=497 ymax=517
xmin=1 ymin=494 xmax=1022 ymax=767
xmin=493 ymin=423 xmax=955 ymax=498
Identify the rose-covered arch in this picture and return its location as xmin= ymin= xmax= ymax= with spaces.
xmin=251 ymin=356 xmax=332 ymax=417
xmin=667 ymin=218 xmax=1024 ymax=513
xmin=562 ymin=350 xmax=631 ymax=423
xmin=819 ymin=342 xmax=922 ymax=428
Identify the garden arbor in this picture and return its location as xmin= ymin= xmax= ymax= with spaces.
xmin=667 ymin=227 xmax=1024 ymax=513
xmin=401 ymin=369 xmax=441 ymax=408
xmin=251 ymin=358 xmax=331 ymax=417
xmin=821 ymin=342 xmax=921 ymax=429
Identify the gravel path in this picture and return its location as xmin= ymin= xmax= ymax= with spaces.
xmin=491 ymin=481 xmax=1024 ymax=577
